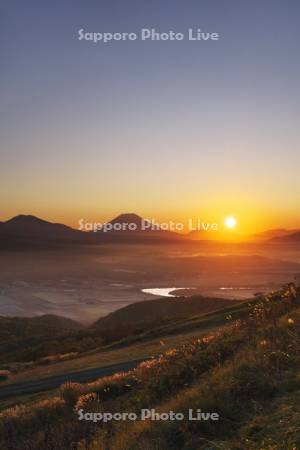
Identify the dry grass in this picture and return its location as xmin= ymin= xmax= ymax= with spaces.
xmin=0 ymin=284 xmax=299 ymax=450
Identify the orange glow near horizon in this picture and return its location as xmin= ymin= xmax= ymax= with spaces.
xmin=0 ymin=203 xmax=299 ymax=239
xmin=1 ymin=1 xmax=300 ymax=242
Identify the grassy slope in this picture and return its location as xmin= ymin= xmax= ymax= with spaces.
xmin=87 ymin=285 xmax=300 ymax=450
xmin=2 ymin=299 xmax=249 ymax=386
xmin=92 ymin=296 xmax=241 ymax=329
xmin=0 ymin=315 xmax=86 ymax=364
xmin=0 ymin=285 xmax=299 ymax=449
xmin=0 ymin=296 xmax=240 ymax=367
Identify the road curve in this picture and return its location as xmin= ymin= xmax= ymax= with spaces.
xmin=0 ymin=358 xmax=148 ymax=400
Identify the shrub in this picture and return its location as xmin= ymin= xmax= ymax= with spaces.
xmin=60 ymin=381 xmax=84 ymax=408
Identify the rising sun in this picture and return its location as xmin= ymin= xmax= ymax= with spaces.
xmin=224 ymin=216 xmax=237 ymax=229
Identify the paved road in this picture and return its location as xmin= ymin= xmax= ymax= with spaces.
xmin=0 ymin=358 xmax=147 ymax=400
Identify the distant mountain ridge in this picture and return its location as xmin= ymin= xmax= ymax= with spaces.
xmin=101 ymin=213 xmax=181 ymax=239
xmin=0 ymin=214 xmax=89 ymax=247
xmin=100 ymin=212 xmax=155 ymax=232
xmin=0 ymin=213 xmax=181 ymax=248
xmin=108 ymin=213 xmax=146 ymax=227
xmin=251 ymin=228 xmax=300 ymax=240
xmin=0 ymin=214 xmax=299 ymax=248
xmin=272 ymin=231 xmax=300 ymax=242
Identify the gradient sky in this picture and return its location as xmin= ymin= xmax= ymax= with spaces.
xmin=1 ymin=0 xmax=300 ymax=232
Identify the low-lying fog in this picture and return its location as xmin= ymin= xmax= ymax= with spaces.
xmin=0 ymin=241 xmax=299 ymax=323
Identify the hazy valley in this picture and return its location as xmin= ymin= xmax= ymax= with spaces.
xmin=1 ymin=239 xmax=300 ymax=322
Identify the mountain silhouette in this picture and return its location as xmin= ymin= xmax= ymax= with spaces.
xmin=0 ymin=213 xmax=182 ymax=248
xmin=2 ymin=215 xmax=81 ymax=237
xmin=100 ymin=213 xmax=182 ymax=241
xmin=104 ymin=213 xmax=156 ymax=232
xmin=0 ymin=215 xmax=89 ymax=248
xmin=272 ymin=231 xmax=300 ymax=242
xmin=252 ymin=229 xmax=300 ymax=240
xmin=109 ymin=213 xmax=145 ymax=227
xmin=1 ymin=213 xmax=296 ymax=248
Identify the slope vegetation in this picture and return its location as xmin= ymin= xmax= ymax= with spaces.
xmin=0 ymin=284 xmax=299 ymax=449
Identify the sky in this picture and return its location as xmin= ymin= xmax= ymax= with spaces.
xmin=1 ymin=0 xmax=300 ymax=233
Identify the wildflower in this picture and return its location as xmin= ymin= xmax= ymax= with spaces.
xmin=75 ymin=393 xmax=97 ymax=411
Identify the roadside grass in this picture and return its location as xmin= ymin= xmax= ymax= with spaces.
xmin=0 ymin=284 xmax=299 ymax=450
xmin=0 ymin=389 xmax=60 ymax=413
xmin=2 ymin=299 xmax=248 ymax=386
xmin=87 ymin=289 xmax=300 ymax=450
xmin=2 ymin=326 xmax=220 ymax=387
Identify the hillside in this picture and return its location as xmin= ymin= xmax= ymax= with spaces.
xmin=0 ymin=215 xmax=91 ymax=248
xmin=0 ymin=213 xmax=182 ymax=248
xmin=0 ymin=295 xmax=240 ymax=366
xmin=0 ymin=315 xmax=85 ymax=364
xmin=0 ymin=284 xmax=299 ymax=449
xmin=93 ymin=295 xmax=240 ymax=330
xmin=0 ymin=314 xmax=82 ymax=335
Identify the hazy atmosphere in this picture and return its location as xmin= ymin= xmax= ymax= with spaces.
xmin=1 ymin=2 xmax=300 ymax=449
